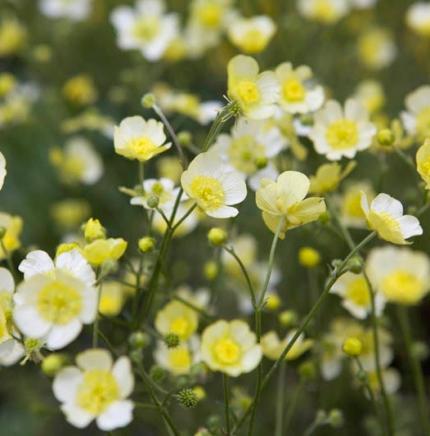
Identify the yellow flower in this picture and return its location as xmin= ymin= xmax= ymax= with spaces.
xmin=51 ymin=199 xmax=90 ymax=230
xmin=0 ymin=73 xmax=16 ymax=97
xmin=83 ymin=218 xmax=106 ymax=242
xmin=256 ymin=171 xmax=326 ymax=239
xmin=155 ymin=300 xmax=198 ymax=341
xmin=261 ymin=330 xmax=313 ymax=361
xmin=154 ymin=340 xmax=198 ymax=375
xmin=227 ymin=55 xmax=279 ymax=119
xmin=407 ymin=3 xmax=430 ymax=37
xmin=0 ymin=213 xmax=22 ymax=260
xmin=0 ymin=19 xmax=27 ymax=56
xmin=361 ymin=192 xmax=422 ymax=245
xmin=98 ymin=281 xmax=126 ymax=317
xmin=298 ymin=247 xmax=321 ymax=268
xmin=114 ymin=116 xmax=171 ymax=162
xmin=354 ymin=80 xmax=385 ymax=115
xmin=201 ymin=320 xmax=261 ymax=376
xmin=63 ymin=74 xmax=97 ymax=106
xmin=340 ymin=182 xmax=374 ymax=228
xmin=309 ymin=161 xmax=356 ymax=194
xmin=357 ymin=28 xmax=396 ymax=70
xmin=83 ymin=238 xmax=127 ymax=266
xmin=416 ymin=139 xmax=430 ymax=189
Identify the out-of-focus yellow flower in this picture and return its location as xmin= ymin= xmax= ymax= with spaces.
xmin=361 ymin=192 xmax=422 ymax=245
xmin=83 ymin=238 xmax=127 ymax=266
xmin=265 ymin=293 xmax=281 ymax=310
xmin=354 ymin=80 xmax=385 ymax=115
xmin=56 ymin=242 xmax=81 ymax=256
xmin=0 ymin=19 xmax=27 ymax=57
xmin=256 ymin=171 xmax=326 ymax=239
xmin=416 ymin=139 xmax=430 ymax=189
xmin=309 ymin=161 xmax=356 ymax=194
xmin=340 ymin=182 xmax=374 ymax=228
xmin=51 ymin=199 xmax=91 ymax=230
xmin=83 ymin=218 xmax=106 ymax=242
xmin=157 ymin=156 xmax=183 ymax=183
xmin=201 ymin=320 xmax=262 ymax=376
xmin=114 ymin=116 xmax=171 ymax=162
xmin=357 ymin=28 xmax=396 ymax=70
xmin=155 ymin=300 xmax=198 ymax=341
xmin=227 ymin=55 xmax=279 ymax=120
xmin=228 ymin=15 xmax=276 ymax=54
xmin=297 ymin=0 xmax=349 ymax=25
xmin=367 ymin=246 xmax=430 ymax=305
xmin=261 ymin=330 xmax=313 ymax=361
xmin=63 ymin=74 xmax=97 ymax=106
xmin=0 ymin=213 xmax=22 ymax=259
xmin=98 ymin=281 xmax=126 ymax=317
xmin=298 ymin=247 xmax=321 ymax=268
xmin=0 ymin=73 xmax=16 ymax=97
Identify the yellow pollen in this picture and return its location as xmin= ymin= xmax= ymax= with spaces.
xmin=197 ymin=4 xmax=222 ymax=27
xmin=214 ymin=338 xmax=241 ymax=365
xmin=190 ymin=175 xmax=225 ymax=211
xmin=132 ymin=17 xmax=159 ymax=41
xmin=126 ymin=136 xmax=158 ymax=160
xmin=241 ymin=29 xmax=266 ymax=53
xmin=169 ymin=348 xmax=192 ymax=369
xmin=76 ymin=370 xmax=120 ymax=415
xmin=346 ymin=277 xmax=370 ymax=307
xmin=282 ymin=79 xmax=306 ymax=102
xmin=236 ymin=81 xmax=260 ymax=105
xmin=381 ymin=270 xmax=424 ymax=304
xmin=326 ymin=120 xmax=359 ymax=150
xmin=37 ymin=279 xmax=82 ymax=324
xmin=170 ymin=317 xmax=189 ymax=338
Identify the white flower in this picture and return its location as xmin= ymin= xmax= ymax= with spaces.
xmin=361 ymin=192 xmax=423 ymax=245
xmin=297 ymin=0 xmax=350 ymax=24
xmin=53 ymin=349 xmax=134 ymax=430
xmin=228 ymin=15 xmax=276 ymax=54
xmin=130 ymin=178 xmax=182 ymax=210
xmin=39 ymin=0 xmax=92 ymax=21
xmin=357 ymin=28 xmax=396 ymax=70
xmin=331 ymin=272 xmax=385 ymax=319
xmin=13 ymin=250 xmax=97 ymax=349
xmin=350 ymin=0 xmax=377 ymax=8
xmin=310 ymin=99 xmax=376 ymax=160
xmin=407 ymin=2 xmax=430 ymax=37
xmin=0 ymin=152 xmax=6 ymax=190
xmin=366 ymin=246 xmax=430 ymax=305
xmin=181 ymin=150 xmax=247 ymax=218
xmin=275 ymin=63 xmax=324 ymax=114
xmin=227 ymin=55 xmax=280 ymax=120
xmin=212 ymin=118 xmax=285 ymax=182
xmin=401 ymin=85 xmax=430 ymax=141
xmin=110 ymin=0 xmax=178 ymax=61
xmin=114 ymin=116 xmax=171 ymax=162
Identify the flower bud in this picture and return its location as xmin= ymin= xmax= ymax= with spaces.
xmin=150 ymin=365 xmax=167 ymax=383
xmin=207 ymin=227 xmax=227 ymax=246
xmin=203 ymin=261 xmax=218 ymax=280
xmin=377 ymin=128 xmax=395 ymax=147
xmin=41 ymin=353 xmax=66 ymax=376
xmin=193 ymin=386 xmax=206 ymax=400
xmin=164 ymin=333 xmax=180 ymax=348
xmin=130 ymin=349 xmax=143 ymax=364
xmin=141 ymin=93 xmax=156 ymax=108
xmin=278 ymin=310 xmax=298 ymax=327
xmin=178 ymin=131 xmax=192 ymax=146
xmin=328 ymin=409 xmax=344 ymax=428
xmin=176 ymin=388 xmax=198 ymax=408
xmin=299 ymin=360 xmax=317 ymax=382
xmin=412 ymin=341 xmax=429 ymax=361
xmin=146 ymin=195 xmax=159 ymax=209
xmin=298 ymin=247 xmax=321 ymax=268
xmin=129 ymin=331 xmax=149 ymax=349
xmin=342 ymin=337 xmax=363 ymax=357
xmin=255 ymin=156 xmax=268 ymax=169
xmin=265 ymin=293 xmax=281 ymax=311
xmin=82 ymin=218 xmax=106 ymax=242
xmin=138 ymin=236 xmax=156 ymax=253
xmin=345 ymin=255 xmax=363 ymax=274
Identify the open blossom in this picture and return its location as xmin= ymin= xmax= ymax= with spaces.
xmin=360 ymin=192 xmax=423 ymax=245
xmin=357 ymin=27 xmax=396 ymax=70
xmin=407 ymin=2 xmax=430 ymax=37
xmin=275 ymin=63 xmax=324 ymax=114
xmin=154 ymin=337 xmax=200 ymax=375
xmin=228 ymin=15 xmax=276 ymax=54
xmin=114 ymin=116 xmax=171 ymax=162
xmin=39 ymin=0 xmax=92 ymax=21
xmin=200 ymin=320 xmax=262 ymax=376
xmin=256 ymin=171 xmax=326 ymax=238
xmin=297 ymin=0 xmax=350 ymax=24
xmin=130 ymin=177 xmax=182 ymax=210
xmin=401 ymin=85 xmax=430 ymax=141
xmin=110 ymin=0 xmax=178 ymax=61
xmin=181 ymin=150 xmax=247 ymax=218
xmin=53 ymin=349 xmax=134 ymax=430
xmin=366 ymin=246 xmax=430 ymax=305
xmin=227 ymin=55 xmax=279 ymax=120
xmin=310 ymin=99 xmax=376 ymax=160
xmin=14 ymin=249 xmax=97 ymax=349
xmin=261 ymin=330 xmax=313 ymax=361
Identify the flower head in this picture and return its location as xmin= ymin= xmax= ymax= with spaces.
xmin=416 ymin=139 xmax=430 ymax=189
xmin=401 ymin=85 xmax=430 ymax=141
xmin=261 ymin=330 xmax=313 ymax=361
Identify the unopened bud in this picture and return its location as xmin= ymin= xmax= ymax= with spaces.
xmin=204 ymin=261 xmax=219 ymax=280
xmin=345 ymin=256 xmax=363 ymax=274
xmin=164 ymin=333 xmax=180 ymax=348
xmin=176 ymin=388 xmax=199 ymax=408
xmin=41 ymin=353 xmax=66 ymax=376
xmin=178 ymin=131 xmax=192 ymax=146
xmin=207 ymin=227 xmax=227 ymax=246
xmin=141 ymin=93 xmax=156 ymax=108
xmin=377 ymin=128 xmax=395 ymax=147
xmin=138 ymin=236 xmax=156 ymax=253
xmin=146 ymin=195 xmax=159 ymax=209
xmin=328 ymin=409 xmax=344 ymax=428
xmin=129 ymin=331 xmax=149 ymax=349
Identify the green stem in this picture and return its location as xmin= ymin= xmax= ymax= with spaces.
xmin=1 ymin=241 xmax=17 ymax=282
xmin=92 ymin=276 xmax=103 ymax=347
xmin=232 ymin=232 xmax=376 ymax=434
xmin=223 ymin=373 xmax=231 ymax=435
xmin=397 ymin=306 xmax=430 ymax=435
xmin=283 ymin=381 xmax=304 ymax=432
xmin=275 ymin=360 xmax=286 ymax=436
xmin=353 ymin=357 xmax=379 ymax=412
xmin=202 ymin=102 xmax=236 ymax=151
xmin=138 ymin=161 xmax=144 ymax=186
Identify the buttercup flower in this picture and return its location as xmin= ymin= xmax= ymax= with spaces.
xmin=331 ymin=272 xmax=385 ymax=319
xmin=227 ymin=55 xmax=279 ymax=119
xmin=111 ymin=0 xmax=178 ymax=61
xmin=256 ymin=171 xmax=326 ymax=238
xmin=0 ymin=213 xmax=23 ymax=260
xmin=155 ymin=300 xmax=198 ymax=341
xmin=154 ymin=338 xmax=200 ymax=375
xmin=340 ymin=182 xmax=375 ymax=228
xmin=82 ymin=238 xmax=128 ymax=266
xmin=366 ymin=246 xmax=430 ymax=305
xmin=114 ymin=116 xmax=171 ymax=162
xmin=275 ymin=63 xmax=324 ymax=114
xmin=228 ymin=15 xmax=276 ymax=54
xmin=200 ymin=319 xmax=262 ymax=376
xmin=360 ymin=192 xmax=422 ymax=245
xmin=53 ymin=349 xmax=134 ymax=430
xmin=310 ymin=99 xmax=376 ymax=160
xmin=181 ymin=150 xmax=247 ymax=218
xmin=309 ymin=161 xmax=356 ymax=194
xmin=62 ymin=75 xmax=97 ymax=106
xmin=14 ymin=249 xmax=97 ymax=349
xmin=130 ymin=178 xmax=181 ymax=210
xmin=261 ymin=330 xmax=313 ymax=360
xmin=401 ymin=85 xmax=430 ymax=141
xmin=39 ymin=0 xmax=93 ymax=21
xmin=416 ymin=139 xmax=430 ymax=189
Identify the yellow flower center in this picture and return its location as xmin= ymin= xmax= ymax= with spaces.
xmin=314 ymin=0 xmax=336 ymax=22
xmin=416 ymin=107 xmax=430 ymax=140
xmin=169 ymin=348 xmax=192 ymax=370
xmin=241 ymin=29 xmax=267 ymax=53
xmin=126 ymin=136 xmax=157 ymax=160
xmin=282 ymin=79 xmax=306 ymax=102
xmin=132 ymin=17 xmax=159 ymax=41
xmin=190 ymin=175 xmax=225 ymax=211
xmin=346 ymin=277 xmax=370 ymax=307
xmin=381 ymin=270 xmax=424 ymax=304
xmin=236 ymin=80 xmax=260 ymax=105
xmin=214 ymin=338 xmax=241 ymax=365
xmin=367 ymin=211 xmax=403 ymax=244
xmin=326 ymin=120 xmax=359 ymax=150
xmin=37 ymin=279 xmax=82 ymax=324
xmin=76 ymin=370 xmax=120 ymax=415
xmin=196 ymin=4 xmax=222 ymax=27
xmin=170 ymin=316 xmax=190 ymax=338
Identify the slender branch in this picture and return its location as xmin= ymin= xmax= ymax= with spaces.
xmin=275 ymin=360 xmax=287 ymax=436
xmin=223 ymin=374 xmax=231 ymax=435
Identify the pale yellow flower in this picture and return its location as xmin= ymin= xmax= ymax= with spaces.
xmin=309 ymin=161 xmax=356 ymax=194
xmin=261 ymin=330 xmax=313 ymax=361
xmin=416 ymin=139 xmax=430 ymax=189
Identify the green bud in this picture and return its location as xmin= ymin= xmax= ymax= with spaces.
xmin=146 ymin=195 xmax=159 ymax=209
xmin=255 ymin=156 xmax=268 ymax=169
xmin=207 ymin=414 xmax=222 ymax=431
xmin=129 ymin=349 xmax=143 ymax=364
xmin=412 ymin=341 xmax=429 ymax=361
xmin=328 ymin=409 xmax=344 ymax=428
xmin=41 ymin=353 xmax=66 ymax=377
xmin=207 ymin=227 xmax=227 ymax=246
xmin=164 ymin=333 xmax=180 ymax=348
xmin=300 ymin=113 xmax=313 ymax=126
xmin=141 ymin=93 xmax=156 ymax=108
xmin=278 ymin=310 xmax=298 ymax=327
xmin=138 ymin=236 xmax=156 ymax=253
xmin=298 ymin=360 xmax=317 ymax=382
xmin=203 ymin=261 xmax=218 ymax=280
xmin=345 ymin=256 xmax=363 ymax=274
xmin=150 ymin=365 xmax=167 ymax=383
xmin=318 ymin=211 xmax=330 ymax=224
xmin=176 ymin=388 xmax=199 ymax=408
xmin=377 ymin=128 xmax=395 ymax=147
xmin=128 ymin=331 xmax=149 ymax=349
xmin=178 ymin=131 xmax=192 ymax=146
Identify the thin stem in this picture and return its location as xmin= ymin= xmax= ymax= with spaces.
xmin=171 ymin=294 xmax=213 ymax=320
xmin=138 ymin=161 xmax=144 ymax=186
xmin=397 ymin=306 xmax=430 ymax=435
xmin=232 ymin=232 xmax=376 ymax=434
xmin=275 ymin=360 xmax=286 ymax=436
xmin=92 ymin=275 xmax=103 ymax=347
xmin=353 ymin=357 xmax=379 ymax=411
xmin=171 ymin=202 xmax=197 ymax=233
xmin=283 ymin=381 xmax=304 ymax=432
xmin=1 ymin=241 xmax=17 ymax=282
xmin=202 ymin=102 xmax=236 ymax=151
xmin=223 ymin=373 xmax=231 ymax=435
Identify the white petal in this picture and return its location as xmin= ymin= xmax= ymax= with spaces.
xmin=45 ymin=320 xmax=82 ymax=350
xmin=61 ymin=403 xmax=94 ymax=429
xmin=80 ymin=286 xmax=98 ymax=324
xmin=0 ymin=267 xmax=14 ymax=293
xmin=112 ymin=357 xmax=134 ymax=398
xmin=53 ymin=366 xmax=83 ymax=402
xmin=96 ymin=400 xmax=134 ymax=431
xmin=76 ymin=348 xmax=113 ymax=371
xmin=13 ymin=305 xmax=51 ymax=338
xmin=207 ymin=205 xmax=239 ymax=218
xmin=18 ymin=250 xmax=54 ymax=279
xmin=56 ymin=249 xmax=95 ymax=285
xmin=371 ymin=193 xmax=403 ymax=218
xmin=241 ymin=345 xmax=262 ymax=374
xmin=221 ymin=172 xmax=247 ymax=205
xmin=398 ymin=215 xmax=423 ymax=239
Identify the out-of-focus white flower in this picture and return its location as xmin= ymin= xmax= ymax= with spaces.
xmin=401 ymin=85 xmax=430 ymax=141
xmin=297 ymin=0 xmax=350 ymax=24
xmin=0 ymin=152 xmax=6 ymax=190
xmin=39 ymin=0 xmax=92 ymax=21
xmin=130 ymin=178 xmax=182 ymax=210
xmin=357 ymin=28 xmax=396 ymax=70
xmin=407 ymin=2 xmax=430 ymax=37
